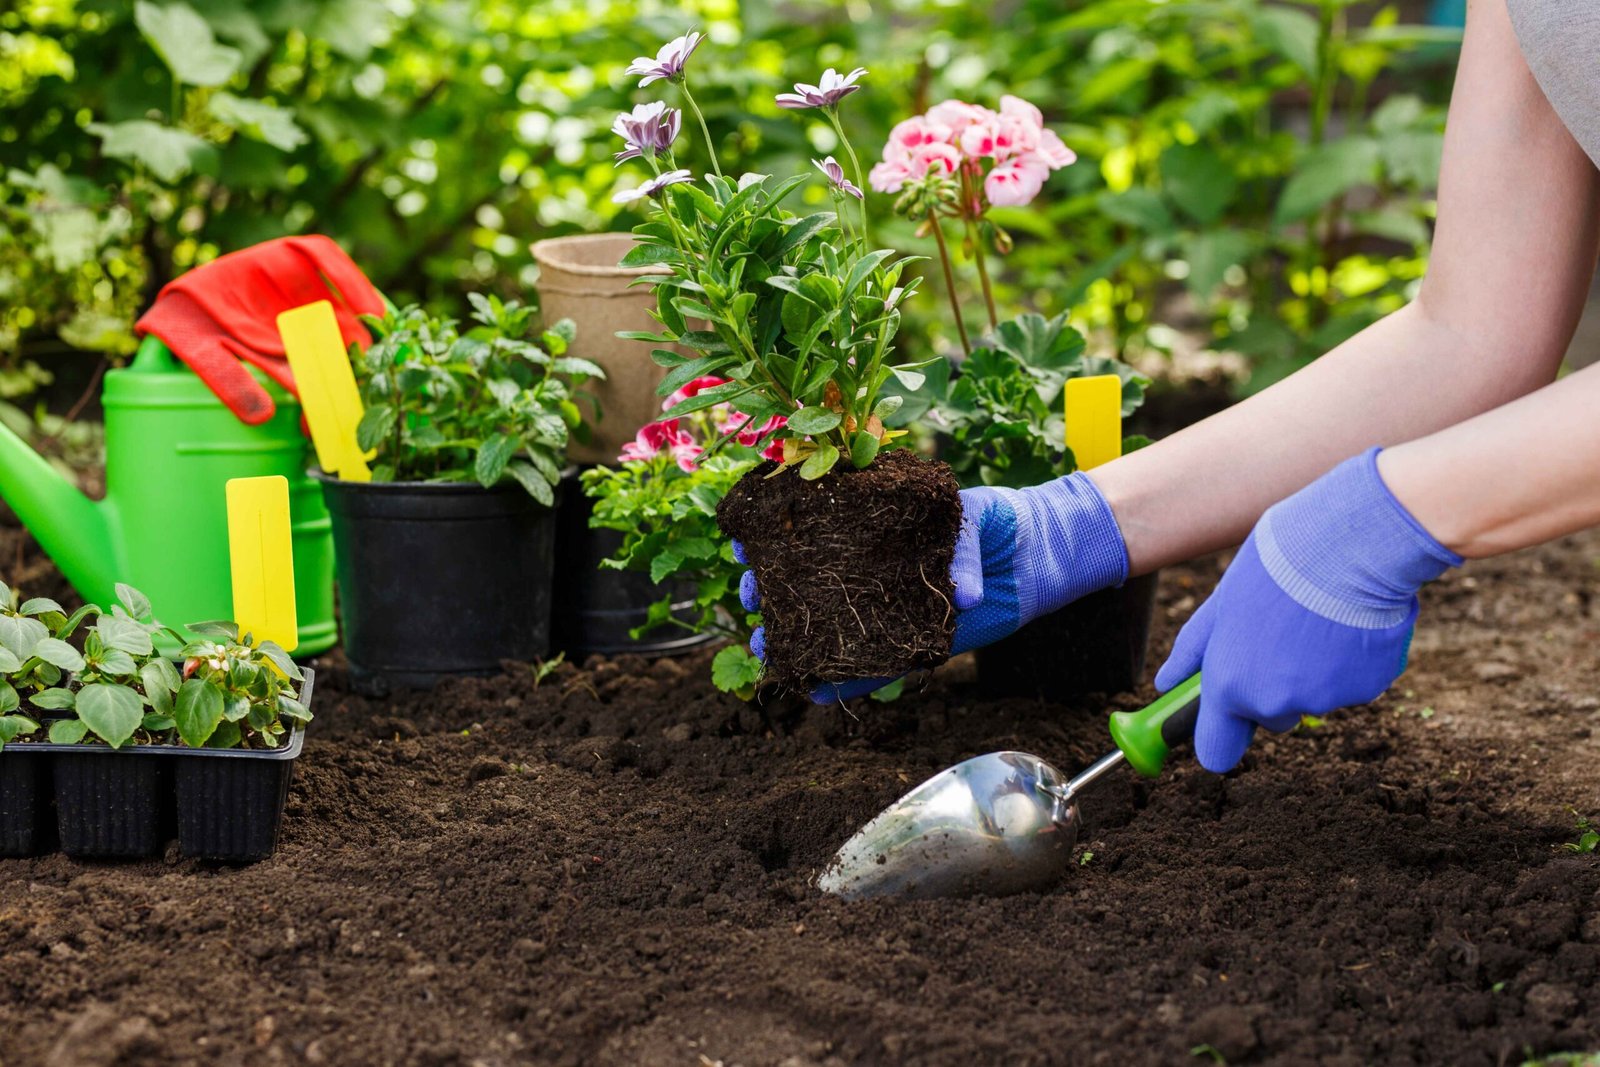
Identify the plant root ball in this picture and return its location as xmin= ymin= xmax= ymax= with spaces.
xmin=717 ymin=449 xmax=962 ymax=692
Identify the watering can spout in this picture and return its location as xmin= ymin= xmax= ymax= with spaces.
xmin=0 ymin=417 xmax=119 ymax=597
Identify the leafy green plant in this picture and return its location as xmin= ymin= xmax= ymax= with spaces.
xmin=581 ymin=381 xmax=770 ymax=696
xmin=612 ymin=36 xmax=929 ymax=480
xmin=918 ymin=311 xmax=1149 ymax=489
xmin=0 ymin=582 xmax=99 ymax=750
xmin=1563 ymin=811 xmax=1598 ymax=855
xmin=352 ymin=296 xmax=602 ymax=504
xmin=170 ymin=623 xmax=310 ymax=750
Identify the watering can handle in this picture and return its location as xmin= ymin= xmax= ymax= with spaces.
xmin=1106 ymin=673 xmax=1202 ymax=779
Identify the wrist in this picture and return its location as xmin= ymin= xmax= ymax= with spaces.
xmin=1257 ymin=447 xmax=1461 ymax=628
xmin=1016 ymin=471 xmax=1130 ymax=618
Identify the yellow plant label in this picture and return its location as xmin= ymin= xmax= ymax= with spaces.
xmin=1064 ymin=374 xmax=1123 ymax=471
xmin=226 ymin=475 xmax=298 ymax=652
xmin=278 ymin=300 xmax=371 ymax=482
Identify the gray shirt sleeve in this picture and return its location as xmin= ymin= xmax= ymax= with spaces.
xmin=1507 ymin=0 xmax=1600 ymax=167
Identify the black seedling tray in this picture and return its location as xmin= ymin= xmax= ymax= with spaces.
xmin=0 ymin=669 xmax=312 ymax=864
xmin=0 ymin=746 xmax=54 ymax=858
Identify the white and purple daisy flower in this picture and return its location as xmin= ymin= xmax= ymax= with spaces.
xmin=624 ymin=31 xmax=705 ymax=87
xmin=612 ymin=169 xmax=694 ymax=205
xmin=813 ymin=156 xmax=863 ymax=199
xmin=612 ymin=101 xmax=682 ymax=164
xmin=775 ymin=67 xmax=868 ymax=110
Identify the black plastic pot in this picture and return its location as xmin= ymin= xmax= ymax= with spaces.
xmin=551 ymin=471 xmax=718 ymax=659
xmin=0 ymin=748 xmax=52 ymax=857
xmin=53 ymin=749 xmax=167 ymax=859
xmin=317 ymin=474 xmax=558 ymax=693
xmin=173 ymin=726 xmax=304 ymax=863
xmin=975 ymin=571 xmax=1161 ymax=699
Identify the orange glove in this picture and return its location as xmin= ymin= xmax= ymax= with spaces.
xmin=135 ymin=235 xmax=384 ymax=425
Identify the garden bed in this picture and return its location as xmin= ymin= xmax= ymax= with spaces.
xmin=0 ymin=523 xmax=1596 ymax=1066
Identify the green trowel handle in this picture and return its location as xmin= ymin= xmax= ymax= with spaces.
xmin=1107 ymin=673 xmax=1202 ymax=778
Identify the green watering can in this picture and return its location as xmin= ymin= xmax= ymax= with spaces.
xmin=0 ymin=335 xmax=337 ymax=654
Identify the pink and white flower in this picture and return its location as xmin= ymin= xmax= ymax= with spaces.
xmin=624 ymin=31 xmax=705 ymax=87
xmin=663 ymin=374 xmax=728 ymax=410
xmin=983 ymin=157 xmax=1050 ymax=207
xmin=775 ymin=67 xmax=867 ymax=110
xmin=924 ymin=99 xmax=990 ymax=136
xmin=619 ymin=419 xmax=703 ymax=472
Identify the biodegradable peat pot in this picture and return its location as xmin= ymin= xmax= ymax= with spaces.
xmin=550 ymin=471 xmax=717 ymax=658
xmin=318 ymin=475 xmax=557 ymax=692
xmin=532 ymin=233 xmax=689 ymax=466
xmin=34 ymin=670 xmax=316 ymax=862
xmin=974 ymin=572 xmax=1160 ymax=699
xmin=0 ymin=746 xmax=53 ymax=857
xmin=717 ymin=450 xmax=963 ymax=691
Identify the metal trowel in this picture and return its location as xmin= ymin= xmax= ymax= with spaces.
xmin=817 ymin=673 xmax=1202 ymax=900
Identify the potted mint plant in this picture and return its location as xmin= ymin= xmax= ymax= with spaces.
xmin=607 ymin=36 xmax=959 ymax=691
xmin=318 ymin=296 xmax=602 ymax=692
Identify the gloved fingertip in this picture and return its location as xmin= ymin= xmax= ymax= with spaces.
xmin=731 ymin=540 xmax=748 ymax=565
xmin=738 ymin=570 xmax=761 ymax=612
xmin=950 ymin=517 xmax=985 ymax=612
xmin=749 ymin=626 xmax=765 ymax=661
xmin=1194 ymin=710 xmax=1255 ymax=774
xmin=1153 ymin=652 xmax=1197 ymax=693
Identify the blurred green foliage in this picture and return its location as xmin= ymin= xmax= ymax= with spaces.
xmin=1 ymin=0 xmax=1457 ymax=413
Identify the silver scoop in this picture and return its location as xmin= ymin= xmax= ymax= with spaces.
xmin=817 ymin=673 xmax=1202 ymax=900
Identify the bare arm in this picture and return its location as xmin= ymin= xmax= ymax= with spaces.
xmin=1091 ymin=0 xmax=1600 ymax=574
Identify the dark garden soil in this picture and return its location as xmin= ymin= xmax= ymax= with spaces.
xmin=717 ymin=449 xmax=962 ymax=691
xmin=1 ymin=521 xmax=1598 ymax=1067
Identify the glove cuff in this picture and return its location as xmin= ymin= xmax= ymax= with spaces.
xmin=1258 ymin=447 xmax=1462 ymax=629
xmin=1017 ymin=470 xmax=1130 ymax=621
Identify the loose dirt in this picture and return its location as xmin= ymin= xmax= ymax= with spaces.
xmin=1 ymin=519 xmax=1597 ymax=1066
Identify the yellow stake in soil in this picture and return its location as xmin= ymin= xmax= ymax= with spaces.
xmin=1064 ymin=374 xmax=1124 ymax=471
xmin=279 ymin=300 xmax=372 ymax=482
xmin=226 ymin=475 xmax=298 ymax=652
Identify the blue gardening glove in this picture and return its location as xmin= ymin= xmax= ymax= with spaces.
xmin=737 ymin=471 xmax=1131 ymax=702
xmin=1155 ymin=447 xmax=1462 ymax=773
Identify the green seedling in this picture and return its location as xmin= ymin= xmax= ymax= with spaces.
xmin=0 ymin=581 xmax=100 ymax=750
xmin=1190 ymin=1045 xmax=1228 ymax=1065
xmin=1079 ymin=851 xmax=1095 ymax=866
xmin=531 ymin=652 xmax=566 ymax=688
xmin=1562 ymin=811 xmax=1598 ymax=855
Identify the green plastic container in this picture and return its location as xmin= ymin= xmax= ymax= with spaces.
xmin=0 ymin=336 xmax=336 ymax=654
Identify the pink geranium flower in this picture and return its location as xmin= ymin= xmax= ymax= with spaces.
xmin=983 ymin=157 xmax=1050 ymax=207
xmin=663 ymin=375 xmax=729 ymax=410
xmin=620 ymin=419 xmax=691 ymax=464
xmin=924 ymin=99 xmax=990 ymax=136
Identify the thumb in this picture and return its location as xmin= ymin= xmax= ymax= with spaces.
xmin=1193 ymin=693 xmax=1256 ymax=773
xmin=1153 ymin=595 xmax=1216 ymax=692
xmin=949 ymin=496 xmax=987 ymax=612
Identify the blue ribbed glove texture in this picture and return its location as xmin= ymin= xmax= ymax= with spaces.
xmin=1155 ymin=447 xmax=1462 ymax=772
xmin=738 ymin=471 xmax=1131 ymax=702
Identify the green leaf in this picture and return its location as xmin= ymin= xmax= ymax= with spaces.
xmin=873 ymin=395 xmax=904 ymax=419
xmin=0 ymin=683 xmax=16 ymax=714
xmin=208 ymin=720 xmax=242 ymax=749
xmin=29 ymin=688 xmax=76 ymax=711
xmin=1160 ymin=144 xmax=1238 ymax=226
xmin=142 ymin=714 xmax=175 ymax=733
xmin=504 ymin=461 xmax=556 ymax=507
xmin=76 ymin=683 xmax=145 ymax=749
xmin=650 ymin=550 xmax=684 ymax=584
xmin=174 ymin=677 xmax=225 ymax=748
xmin=710 ymin=644 xmax=763 ymax=693
xmin=843 ymin=249 xmax=896 ymax=297
xmin=0 ymin=714 xmax=39 ymax=746
xmin=475 ymin=432 xmax=518 ymax=488
xmin=1097 ymin=189 xmax=1174 ymax=234
xmin=208 ymin=92 xmax=309 ymax=152
xmin=187 ymin=621 xmax=240 ymax=641
xmin=1250 ymin=6 xmax=1320 ymax=76
xmin=1275 ymin=138 xmax=1381 ymax=223
xmin=849 ymin=432 xmax=880 ymax=469
xmin=89 ymin=121 xmax=217 ymax=183
xmin=96 ymin=615 xmax=154 ymax=657
xmin=551 ymin=357 xmax=606 ymax=380
xmin=800 ymin=441 xmax=841 ymax=480
xmin=1182 ymin=230 xmax=1254 ymax=297
xmin=142 ymin=663 xmax=175 ymax=716
xmin=787 ymin=406 xmax=842 ymax=435
xmin=48 ymin=719 xmax=89 ymax=745
xmin=97 ymin=649 xmax=138 ymax=677
xmin=32 ymin=638 xmax=86 ymax=673
xmin=135 ymin=1 xmax=243 ymax=86
xmin=356 ymin=403 xmax=398 ymax=454
xmin=0 ymin=647 xmax=20 ymax=674
xmin=19 ymin=597 xmax=64 ymax=618
xmin=257 ymin=641 xmax=303 ymax=682
xmin=115 ymin=584 xmax=152 ymax=621
xmin=618 ymin=242 xmax=680 ymax=267
xmin=890 ymin=366 xmax=927 ymax=391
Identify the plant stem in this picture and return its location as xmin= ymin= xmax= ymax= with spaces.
xmin=967 ymin=217 xmax=1000 ymax=333
xmin=930 ymin=216 xmax=971 ymax=357
xmin=826 ymin=109 xmax=871 ymax=249
xmin=678 ymin=81 xmax=723 ymax=179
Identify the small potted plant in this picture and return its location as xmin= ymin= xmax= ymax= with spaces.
xmin=0 ymin=583 xmax=97 ymax=857
xmin=607 ymin=35 xmax=958 ymax=692
xmin=920 ymin=312 xmax=1159 ymax=697
xmin=318 ymin=295 xmax=603 ymax=692
xmin=581 ymin=375 xmax=783 ymax=695
xmin=0 ymin=584 xmax=315 ymax=861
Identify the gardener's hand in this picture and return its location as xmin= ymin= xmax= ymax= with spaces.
xmin=1154 ymin=447 xmax=1461 ymax=773
xmin=737 ymin=470 xmax=1132 ymax=702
